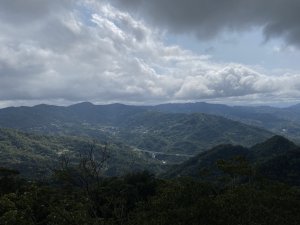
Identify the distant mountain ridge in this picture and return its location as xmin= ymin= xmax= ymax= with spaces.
xmin=2 ymin=101 xmax=299 ymax=140
xmin=152 ymin=102 xmax=300 ymax=141
xmin=0 ymin=102 xmax=273 ymax=157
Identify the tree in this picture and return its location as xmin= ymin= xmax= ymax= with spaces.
xmin=52 ymin=141 xmax=110 ymax=218
xmin=216 ymin=156 xmax=254 ymax=188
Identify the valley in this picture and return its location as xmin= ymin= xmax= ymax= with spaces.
xmin=1 ymin=102 xmax=300 ymax=225
xmin=0 ymin=102 xmax=278 ymax=177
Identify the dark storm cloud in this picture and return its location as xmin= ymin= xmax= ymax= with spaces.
xmin=110 ymin=0 xmax=300 ymax=47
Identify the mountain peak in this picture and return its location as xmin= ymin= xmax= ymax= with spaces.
xmin=259 ymin=135 xmax=296 ymax=148
xmin=251 ymin=135 xmax=298 ymax=157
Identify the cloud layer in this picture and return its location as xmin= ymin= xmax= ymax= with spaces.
xmin=0 ymin=0 xmax=300 ymax=107
xmin=111 ymin=0 xmax=300 ymax=48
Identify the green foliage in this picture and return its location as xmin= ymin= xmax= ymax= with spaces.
xmin=165 ymin=135 xmax=300 ymax=186
xmin=217 ymin=156 xmax=253 ymax=178
xmin=0 ymin=128 xmax=164 ymax=179
xmin=1 ymin=170 xmax=299 ymax=225
xmin=129 ymin=179 xmax=300 ymax=225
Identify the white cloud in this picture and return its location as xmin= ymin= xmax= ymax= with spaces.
xmin=0 ymin=0 xmax=300 ymax=107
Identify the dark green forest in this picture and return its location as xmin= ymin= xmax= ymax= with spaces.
xmin=1 ymin=160 xmax=300 ymax=225
xmin=1 ymin=134 xmax=300 ymax=224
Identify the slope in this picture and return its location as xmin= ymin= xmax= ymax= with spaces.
xmin=0 ymin=128 xmax=164 ymax=178
xmin=116 ymin=111 xmax=273 ymax=155
xmin=153 ymin=102 xmax=300 ymax=141
xmin=165 ymin=135 xmax=300 ymax=185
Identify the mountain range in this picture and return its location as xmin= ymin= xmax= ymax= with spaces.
xmin=2 ymin=101 xmax=299 ymax=140
xmin=1 ymin=101 xmax=300 ymax=182
xmin=153 ymin=102 xmax=300 ymax=141
xmin=0 ymin=102 xmax=274 ymax=156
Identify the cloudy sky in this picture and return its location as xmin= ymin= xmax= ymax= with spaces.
xmin=1 ymin=0 xmax=300 ymax=107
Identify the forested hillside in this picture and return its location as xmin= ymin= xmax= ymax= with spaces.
xmin=165 ymin=135 xmax=300 ymax=186
xmin=0 ymin=103 xmax=273 ymax=156
xmin=1 ymin=159 xmax=299 ymax=224
xmin=154 ymin=102 xmax=300 ymax=141
xmin=0 ymin=128 xmax=165 ymax=178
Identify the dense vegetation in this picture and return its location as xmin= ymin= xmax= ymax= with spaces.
xmin=0 ymin=128 xmax=165 ymax=178
xmin=165 ymin=135 xmax=300 ymax=186
xmin=1 ymin=163 xmax=299 ymax=224
xmin=1 ymin=134 xmax=300 ymax=224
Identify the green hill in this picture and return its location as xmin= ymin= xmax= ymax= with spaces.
xmin=0 ymin=128 xmax=165 ymax=178
xmin=251 ymin=135 xmax=298 ymax=158
xmin=154 ymin=102 xmax=300 ymax=141
xmin=116 ymin=111 xmax=273 ymax=155
xmin=165 ymin=135 xmax=300 ymax=185
xmin=165 ymin=144 xmax=250 ymax=178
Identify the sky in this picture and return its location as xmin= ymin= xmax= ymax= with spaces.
xmin=1 ymin=0 xmax=300 ymax=108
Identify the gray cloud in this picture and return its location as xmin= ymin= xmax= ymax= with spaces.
xmin=0 ymin=0 xmax=300 ymax=107
xmin=110 ymin=0 xmax=300 ymax=47
xmin=0 ymin=0 xmax=73 ymax=24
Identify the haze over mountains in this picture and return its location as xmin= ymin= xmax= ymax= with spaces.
xmin=2 ymin=101 xmax=300 ymax=140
